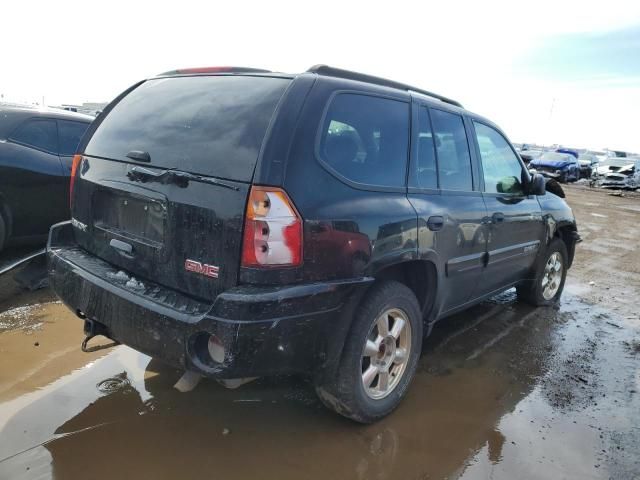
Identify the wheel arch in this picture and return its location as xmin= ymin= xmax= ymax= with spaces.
xmin=556 ymin=223 xmax=579 ymax=268
xmin=373 ymin=259 xmax=437 ymax=321
xmin=315 ymin=260 xmax=439 ymax=384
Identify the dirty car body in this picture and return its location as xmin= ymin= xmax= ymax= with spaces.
xmin=47 ymin=65 xmax=579 ymax=421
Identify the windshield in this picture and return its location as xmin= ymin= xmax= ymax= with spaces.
xmin=85 ymin=75 xmax=291 ymax=181
xmin=600 ymin=158 xmax=634 ymax=168
xmin=538 ymin=152 xmax=572 ymax=162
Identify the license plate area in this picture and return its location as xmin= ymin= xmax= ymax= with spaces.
xmin=93 ymin=189 xmax=167 ymax=247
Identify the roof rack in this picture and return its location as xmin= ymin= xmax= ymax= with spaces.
xmin=307 ymin=65 xmax=463 ymax=108
xmin=158 ymin=66 xmax=272 ymax=76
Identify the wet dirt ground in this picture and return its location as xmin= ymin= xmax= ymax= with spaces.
xmin=0 ymin=185 xmax=638 ymax=480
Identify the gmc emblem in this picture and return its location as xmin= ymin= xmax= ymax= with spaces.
xmin=184 ymin=259 xmax=219 ymax=278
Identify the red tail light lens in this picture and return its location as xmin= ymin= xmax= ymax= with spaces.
xmin=69 ymin=154 xmax=82 ymax=208
xmin=241 ymin=186 xmax=302 ymax=268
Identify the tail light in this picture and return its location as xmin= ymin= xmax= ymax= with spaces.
xmin=241 ymin=186 xmax=302 ymax=268
xmin=69 ymin=154 xmax=82 ymax=208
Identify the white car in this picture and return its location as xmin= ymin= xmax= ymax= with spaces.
xmin=596 ymin=158 xmax=640 ymax=189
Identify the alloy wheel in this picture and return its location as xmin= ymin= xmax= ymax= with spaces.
xmin=541 ymin=252 xmax=563 ymax=300
xmin=361 ymin=308 xmax=412 ymax=400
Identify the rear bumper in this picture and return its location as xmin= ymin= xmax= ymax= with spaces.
xmin=47 ymin=221 xmax=372 ymax=379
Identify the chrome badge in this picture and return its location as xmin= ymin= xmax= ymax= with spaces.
xmin=184 ymin=259 xmax=219 ymax=278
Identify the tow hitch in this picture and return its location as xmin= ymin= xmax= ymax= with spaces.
xmin=81 ymin=317 xmax=119 ymax=353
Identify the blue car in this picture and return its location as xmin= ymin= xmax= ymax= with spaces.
xmin=529 ymin=152 xmax=580 ymax=183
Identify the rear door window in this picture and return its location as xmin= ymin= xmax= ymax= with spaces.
xmin=430 ymin=109 xmax=473 ymax=191
xmin=85 ymin=76 xmax=290 ymax=181
xmin=58 ymin=120 xmax=90 ymax=156
xmin=10 ymin=119 xmax=58 ymax=153
xmin=319 ymin=93 xmax=410 ymax=188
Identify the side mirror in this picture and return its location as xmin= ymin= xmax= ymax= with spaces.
xmin=529 ymin=173 xmax=546 ymax=196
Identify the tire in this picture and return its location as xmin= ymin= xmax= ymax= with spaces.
xmin=517 ymin=237 xmax=568 ymax=306
xmin=315 ymin=280 xmax=423 ymax=423
xmin=559 ymin=172 xmax=568 ymax=183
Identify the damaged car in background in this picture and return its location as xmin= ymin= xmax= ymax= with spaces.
xmin=529 ymin=151 xmax=580 ymax=183
xmin=577 ymin=152 xmax=599 ymax=179
xmin=518 ymin=149 xmax=544 ymax=167
xmin=595 ymin=157 xmax=640 ymax=189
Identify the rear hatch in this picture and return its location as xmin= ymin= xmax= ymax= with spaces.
xmin=72 ymin=74 xmax=291 ymax=301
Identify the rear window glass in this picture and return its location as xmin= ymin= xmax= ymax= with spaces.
xmin=58 ymin=120 xmax=90 ymax=156
xmin=85 ymin=76 xmax=290 ymax=181
xmin=319 ymin=94 xmax=409 ymax=188
xmin=10 ymin=119 xmax=58 ymax=153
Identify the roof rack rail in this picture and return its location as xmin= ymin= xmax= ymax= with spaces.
xmin=307 ymin=65 xmax=463 ymax=108
xmin=158 ymin=66 xmax=272 ymax=76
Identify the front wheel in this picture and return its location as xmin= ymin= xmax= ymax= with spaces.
xmin=315 ymin=281 xmax=422 ymax=423
xmin=517 ymin=238 xmax=568 ymax=306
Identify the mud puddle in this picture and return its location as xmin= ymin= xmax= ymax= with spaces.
xmin=0 ymin=300 xmax=111 ymax=404
xmin=0 ymin=289 xmax=637 ymax=480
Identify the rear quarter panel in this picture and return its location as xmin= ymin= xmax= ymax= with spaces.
xmin=282 ymin=77 xmax=419 ymax=282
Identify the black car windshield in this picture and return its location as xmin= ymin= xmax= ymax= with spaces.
xmin=85 ymin=75 xmax=290 ymax=181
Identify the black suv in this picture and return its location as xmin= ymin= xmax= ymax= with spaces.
xmin=47 ymin=66 xmax=579 ymax=422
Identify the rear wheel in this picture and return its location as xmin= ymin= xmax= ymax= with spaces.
xmin=517 ymin=238 xmax=568 ymax=306
xmin=315 ymin=281 xmax=422 ymax=423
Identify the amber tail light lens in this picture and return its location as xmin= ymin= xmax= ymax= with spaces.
xmin=241 ymin=186 xmax=302 ymax=268
xmin=69 ymin=154 xmax=82 ymax=209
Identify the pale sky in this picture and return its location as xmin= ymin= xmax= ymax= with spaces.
xmin=1 ymin=0 xmax=640 ymax=152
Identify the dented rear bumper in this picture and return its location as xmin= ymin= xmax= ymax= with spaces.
xmin=47 ymin=221 xmax=371 ymax=379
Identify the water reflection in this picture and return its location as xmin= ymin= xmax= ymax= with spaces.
xmin=0 ymin=294 xmax=621 ymax=480
xmin=308 ymin=220 xmax=371 ymax=277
